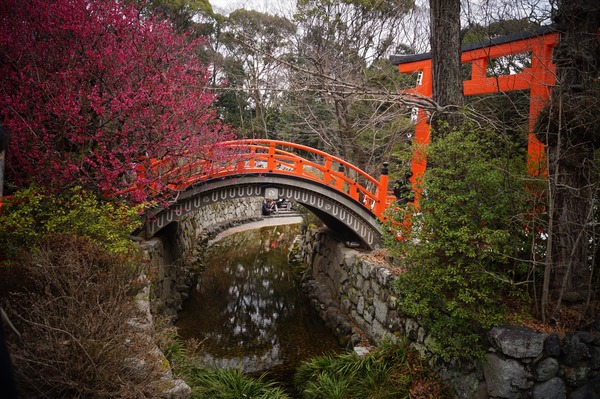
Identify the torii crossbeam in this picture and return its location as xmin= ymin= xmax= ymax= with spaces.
xmin=391 ymin=25 xmax=559 ymax=197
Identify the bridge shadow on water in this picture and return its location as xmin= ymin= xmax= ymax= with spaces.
xmin=174 ymin=221 xmax=344 ymax=396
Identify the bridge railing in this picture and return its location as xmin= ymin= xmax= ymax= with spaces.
xmin=137 ymin=139 xmax=396 ymax=219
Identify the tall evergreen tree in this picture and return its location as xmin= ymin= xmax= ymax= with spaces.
xmin=536 ymin=0 xmax=600 ymax=321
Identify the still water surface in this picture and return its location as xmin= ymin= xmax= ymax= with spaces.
xmin=175 ymin=222 xmax=343 ymax=386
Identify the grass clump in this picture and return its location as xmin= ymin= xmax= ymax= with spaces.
xmin=157 ymin=331 xmax=290 ymax=399
xmin=161 ymin=335 xmax=451 ymax=399
xmin=293 ymin=341 xmax=452 ymax=399
xmin=189 ymin=368 xmax=290 ymax=399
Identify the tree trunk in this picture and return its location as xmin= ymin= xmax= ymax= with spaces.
xmin=548 ymin=126 xmax=595 ymax=306
xmin=536 ymin=0 xmax=600 ymax=316
xmin=429 ymin=0 xmax=464 ymax=131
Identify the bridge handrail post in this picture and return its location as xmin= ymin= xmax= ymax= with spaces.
xmin=249 ymin=147 xmax=256 ymax=169
xmin=323 ymin=158 xmax=332 ymax=186
xmin=375 ymin=162 xmax=389 ymax=218
xmin=267 ymin=142 xmax=277 ymax=172
xmin=336 ymin=164 xmax=345 ymax=190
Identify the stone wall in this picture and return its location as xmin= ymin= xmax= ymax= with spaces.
xmin=142 ymin=197 xmax=264 ymax=321
xmin=293 ymin=225 xmax=600 ymax=399
xmin=134 ymin=196 xmax=265 ymax=399
xmin=176 ymin=197 xmax=264 ymax=265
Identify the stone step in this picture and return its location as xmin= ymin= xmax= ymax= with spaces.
xmin=265 ymin=210 xmax=302 ymax=218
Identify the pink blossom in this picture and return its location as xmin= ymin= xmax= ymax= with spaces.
xmin=0 ymin=0 xmax=234 ymax=203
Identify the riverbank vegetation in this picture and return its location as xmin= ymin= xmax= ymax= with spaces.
xmin=168 ymin=351 xmax=290 ymax=399
xmin=293 ymin=340 xmax=452 ymax=399
xmin=384 ymin=125 xmax=536 ymax=360
xmin=0 ymin=186 xmax=142 ymax=262
xmin=0 ymin=186 xmax=162 ymax=397
xmin=0 ymin=0 xmax=232 ymax=392
xmin=160 ymin=330 xmax=452 ymax=399
xmin=158 ymin=328 xmax=292 ymax=399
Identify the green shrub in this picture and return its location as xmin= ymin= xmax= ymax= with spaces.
xmin=0 ymin=185 xmax=143 ymax=261
xmin=384 ymin=125 xmax=532 ymax=360
xmin=156 ymin=332 xmax=290 ymax=399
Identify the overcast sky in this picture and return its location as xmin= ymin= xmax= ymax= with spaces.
xmin=210 ymin=0 xmax=294 ymax=15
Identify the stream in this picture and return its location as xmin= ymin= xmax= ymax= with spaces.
xmin=175 ymin=221 xmax=343 ymax=391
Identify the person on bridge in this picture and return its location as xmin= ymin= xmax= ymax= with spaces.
xmin=262 ymin=199 xmax=277 ymax=215
xmin=262 ymin=199 xmax=271 ymax=215
xmin=276 ymin=196 xmax=292 ymax=211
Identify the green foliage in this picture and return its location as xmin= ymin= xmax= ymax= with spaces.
xmin=0 ymin=186 xmax=143 ymax=261
xmin=294 ymin=341 xmax=452 ymax=399
xmin=157 ymin=332 xmax=290 ymax=399
xmin=162 ymin=335 xmax=451 ymax=399
xmin=462 ymin=18 xmax=539 ymax=47
xmin=297 ymin=0 xmax=414 ymax=15
xmin=188 ymin=368 xmax=290 ymax=399
xmin=383 ymin=125 xmax=532 ymax=360
xmin=161 ymin=331 xmax=191 ymax=368
xmin=217 ymin=9 xmax=296 ymax=138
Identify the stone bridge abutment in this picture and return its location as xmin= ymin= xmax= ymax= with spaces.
xmin=294 ymin=226 xmax=600 ymax=399
xmin=141 ymin=195 xmax=264 ymax=321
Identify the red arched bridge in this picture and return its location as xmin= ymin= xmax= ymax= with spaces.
xmin=139 ymin=27 xmax=564 ymax=249
xmin=140 ymin=140 xmax=397 ymax=250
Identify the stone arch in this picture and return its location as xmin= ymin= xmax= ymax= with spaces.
xmin=143 ymin=175 xmax=385 ymax=249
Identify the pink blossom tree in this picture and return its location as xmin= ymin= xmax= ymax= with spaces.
xmin=0 ymin=0 xmax=234 ymax=203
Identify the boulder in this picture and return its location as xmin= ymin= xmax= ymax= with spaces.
xmin=569 ymin=380 xmax=600 ymax=399
xmin=545 ymin=333 xmax=562 ymax=357
xmin=563 ymin=333 xmax=591 ymax=366
xmin=532 ymin=377 xmax=566 ymax=399
xmin=488 ymin=325 xmax=544 ymax=359
xmin=483 ymin=353 xmax=532 ymax=398
xmin=535 ymin=357 xmax=559 ymax=382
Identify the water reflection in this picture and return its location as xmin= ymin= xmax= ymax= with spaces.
xmin=176 ymin=223 xmax=342 ymax=377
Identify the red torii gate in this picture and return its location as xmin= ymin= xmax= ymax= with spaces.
xmin=391 ymin=26 xmax=559 ymax=200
